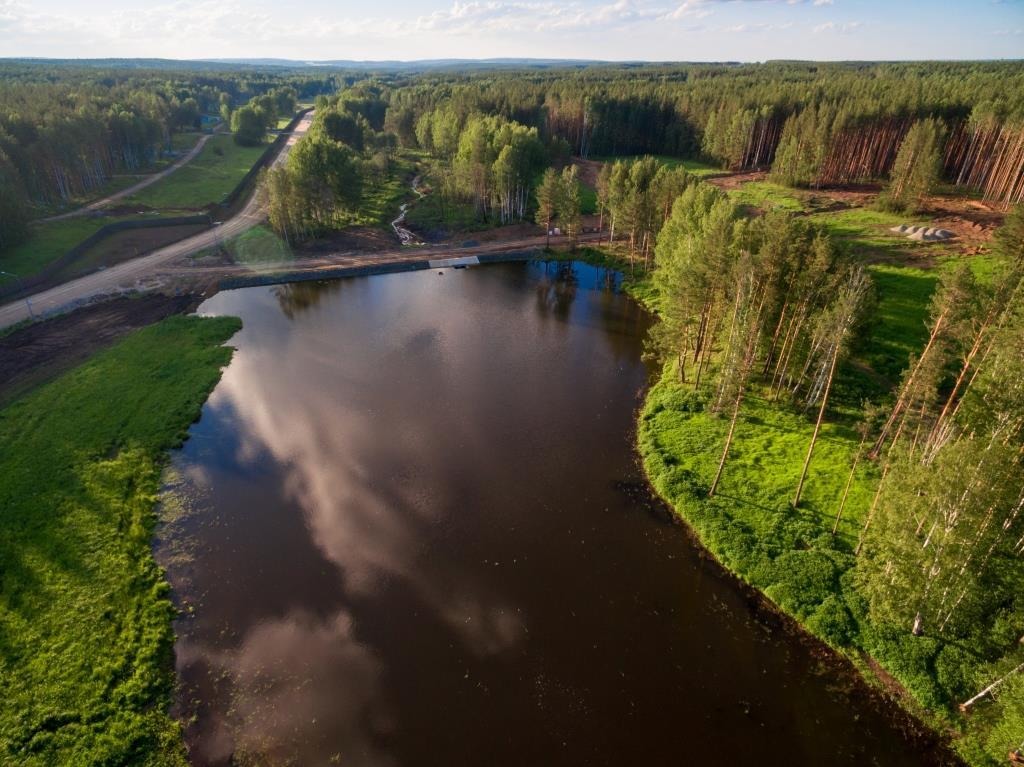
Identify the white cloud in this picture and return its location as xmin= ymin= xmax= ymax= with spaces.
xmin=2 ymin=0 xmax=1012 ymax=61
xmin=722 ymin=20 xmax=794 ymax=32
xmin=410 ymin=0 xmax=669 ymax=35
xmin=813 ymin=19 xmax=861 ymax=34
xmin=661 ymin=0 xmax=714 ymax=21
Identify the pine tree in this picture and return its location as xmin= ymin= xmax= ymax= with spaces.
xmin=878 ymin=118 xmax=945 ymax=212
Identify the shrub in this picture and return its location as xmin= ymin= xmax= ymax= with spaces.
xmin=765 ymin=549 xmax=841 ymax=618
xmin=807 ymin=595 xmax=857 ymax=647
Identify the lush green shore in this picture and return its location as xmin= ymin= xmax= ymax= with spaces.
xmin=624 ymin=263 xmax=1017 ymax=766
xmin=552 ymin=234 xmax=1017 ymax=765
xmin=0 ymin=315 xmax=240 ymax=765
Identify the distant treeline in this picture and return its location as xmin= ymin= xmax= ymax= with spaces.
xmin=0 ymin=64 xmax=338 ymax=251
xmin=5 ymin=60 xmax=1024 ymax=254
xmin=382 ymin=61 xmax=1024 ymax=204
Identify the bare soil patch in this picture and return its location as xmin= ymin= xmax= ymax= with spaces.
xmin=30 ymin=223 xmax=212 ymax=298
xmin=705 ymin=170 xmax=768 ymax=190
xmin=0 ymin=293 xmax=203 ymax=405
xmin=919 ymin=196 xmax=1005 ymax=255
xmin=573 ymin=158 xmax=603 ymax=189
xmin=294 ymin=226 xmax=396 ymax=255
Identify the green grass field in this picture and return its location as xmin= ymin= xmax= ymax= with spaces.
xmin=168 ymin=132 xmax=204 ymax=153
xmin=578 ymin=180 xmax=597 ymax=215
xmin=225 ymin=224 xmax=294 ymax=265
xmin=338 ymin=164 xmax=410 ymax=229
xmin=0 ymin=314 xmax=240 ymax=766
xmin=404 ymin=193 xmax=484 ymax=233
xmin=124 ymin=133 xmax=269 ymax=210
xmin=727 ymin=181 xmax=806 ymax=212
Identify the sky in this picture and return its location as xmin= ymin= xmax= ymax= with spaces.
xmin=1 ymin=0 xmax=1022 ymax=62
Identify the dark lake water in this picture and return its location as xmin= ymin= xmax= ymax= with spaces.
xmin=159 ymin=261 xmax=945 ymax=766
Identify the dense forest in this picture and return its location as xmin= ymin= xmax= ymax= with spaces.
xmin=381 ymin=62 xmax=1024 ymax=206
xmin=6 ymin=60 xmax=1024 ymax=257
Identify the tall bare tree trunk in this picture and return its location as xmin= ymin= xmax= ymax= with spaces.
xmin=833 ymin=434 xmax=866 ymax=536
xmin=871 ymin=309 xmax=949 ymax=458
xmin=710 ymin=386 xmax=743 ymax=497
xmin=855 ymin=463 xmax=890 ymax=556
xmin=794 ymin=341 xmax=839 ymax=508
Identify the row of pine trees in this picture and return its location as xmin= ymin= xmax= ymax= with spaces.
xmin=380 ymin=61 xmax=1024 ymax=206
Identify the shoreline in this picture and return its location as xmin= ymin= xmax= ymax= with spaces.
xmin=632 ymin=385 xmax=965 ymax=764
xmin=556 ymin=243 xmax=966 ymax=762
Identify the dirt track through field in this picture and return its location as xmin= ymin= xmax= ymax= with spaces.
xmin=40 ymin=132 xmax=218 ymax=223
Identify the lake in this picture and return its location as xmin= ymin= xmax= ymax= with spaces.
xmin=158 ymin=261 xmax=944 ymax=766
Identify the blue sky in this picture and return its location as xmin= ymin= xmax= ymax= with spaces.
xmin=1 ymin=0 xmax=1021 ymax=61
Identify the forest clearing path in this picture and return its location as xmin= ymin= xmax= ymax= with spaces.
xmin=0 ymin=113 xmax=315 ymax=329
xmin=40 ymin=131 xmax=218 ymax=224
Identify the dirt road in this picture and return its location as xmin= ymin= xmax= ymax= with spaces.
xmin=171 ymin=229 xmax=607 ymax=290
xmin=40 ymin=132 xmax=218 ymax=223
xmin=0 ymin=113 xmax=315 ymax=330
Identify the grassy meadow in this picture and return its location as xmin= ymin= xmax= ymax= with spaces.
xmin=0 ymin=315 xmax=240 ymax=766
xmin=124 ymin=133 xmax=269 ymax=211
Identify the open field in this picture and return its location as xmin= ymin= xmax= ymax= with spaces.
xmin=1 ymin=216 xmax=141 ymax=285
xmin=0 ymin=294 xmax=206 ymax=405
xmin=123 ymin=133 xmax=269 ymax=210
xmin=592 ymin=154 xmax=721 ymax=177
xmin=30 ymin=132 xmax=206 ymax=220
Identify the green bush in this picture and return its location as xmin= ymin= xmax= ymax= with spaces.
xmin=765 ymin=549 xmax=840 ymax=618
xmin=934 ymin=644 xmax=976 ymax=704
xmin=807 ymin=595 xmax=857 ymax=646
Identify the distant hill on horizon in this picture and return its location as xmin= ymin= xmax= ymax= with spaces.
xmin=0 ymin=56 xmax=750 ymax=72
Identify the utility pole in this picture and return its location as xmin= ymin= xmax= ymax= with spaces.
xmin=0 ymin=270 xmax=36 ymax=320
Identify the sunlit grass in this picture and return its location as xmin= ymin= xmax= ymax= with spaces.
xmin=592 ymin=154 xmax=720 ymax=177
xmin=727 ymin=181 xmax=806 ymax=212
xmin=227 ymin=224 xmax=294 ymax=265
xmin=125 ymin=133 xmax=269 ymax=210
xmin=0 ymin=315 xmax=240 ymax=766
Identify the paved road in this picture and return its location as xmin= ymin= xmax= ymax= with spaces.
xmin=41 ymin=132 xmax=218 ymax=223
xmin=0 ymin=113 xmax=315 ymax=329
